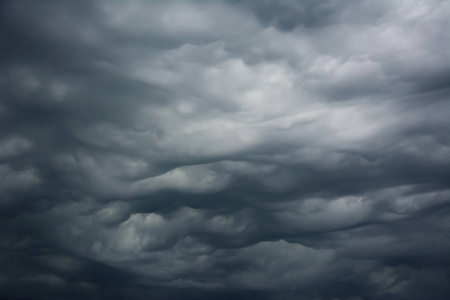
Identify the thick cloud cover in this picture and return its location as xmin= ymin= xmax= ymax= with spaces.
xmin=1 ymin=0 xmax=450 ymax=299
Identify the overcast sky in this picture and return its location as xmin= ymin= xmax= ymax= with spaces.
xmin=1 ymin=0 xmax=450 ymax=299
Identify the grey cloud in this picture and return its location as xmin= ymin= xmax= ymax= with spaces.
xmin=1 ymin=0 xmax=450 ymax=299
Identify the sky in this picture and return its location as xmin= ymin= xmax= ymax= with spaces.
xmin=1 ymin=0 xmax=450 ymax=299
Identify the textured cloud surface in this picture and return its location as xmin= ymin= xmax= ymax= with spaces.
xmin=1 ymin=1 xmax=450 ymax=299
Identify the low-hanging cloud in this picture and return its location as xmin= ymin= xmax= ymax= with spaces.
xmin=1 ymin=0 xmax=450 ymax=299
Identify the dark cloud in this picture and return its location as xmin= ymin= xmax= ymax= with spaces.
xmin=1 ymin=0 xmax=450 ymax=299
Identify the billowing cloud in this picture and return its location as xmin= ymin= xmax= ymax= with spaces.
xmin=1 ymin=0 xmax=450 ymax=299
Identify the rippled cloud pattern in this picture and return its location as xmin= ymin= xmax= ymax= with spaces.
xmin=1 ymin=1 xmax=450 ymax=299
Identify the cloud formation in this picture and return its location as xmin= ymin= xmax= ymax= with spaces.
xmin=1 ymin=0 xmax=450 ymax=299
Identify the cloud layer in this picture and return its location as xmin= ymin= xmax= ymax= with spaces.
xmin=1 ymin=1 xmax=450 ymax=299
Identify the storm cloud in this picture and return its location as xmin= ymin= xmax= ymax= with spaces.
xmin=1 ymin=0 xmax=450 ymax=299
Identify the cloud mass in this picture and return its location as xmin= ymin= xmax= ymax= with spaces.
xmin=1 ymin=0 xmax=450 ymax=299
